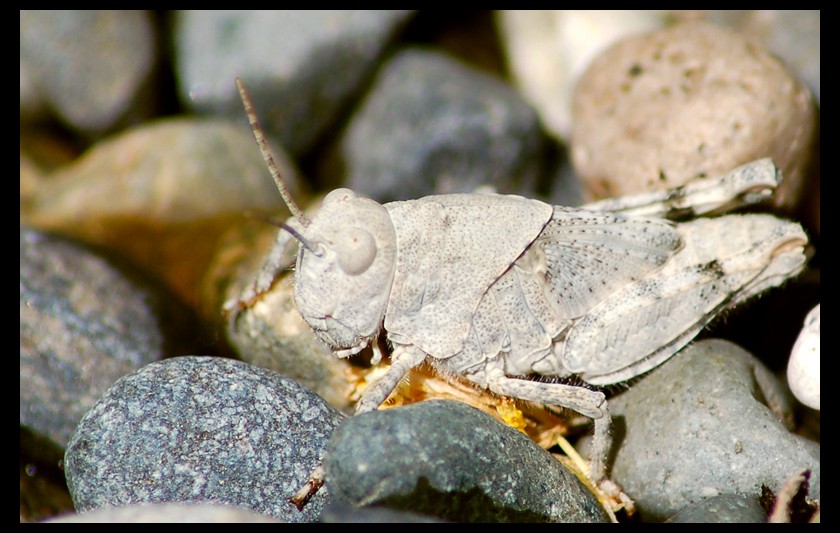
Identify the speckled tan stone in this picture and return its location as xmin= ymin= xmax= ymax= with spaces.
xmin=571 ymin=21 xmax=816 ymax=212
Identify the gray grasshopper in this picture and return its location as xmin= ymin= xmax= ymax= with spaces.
xmin=230 ymin=79 xmax=809 ymax=508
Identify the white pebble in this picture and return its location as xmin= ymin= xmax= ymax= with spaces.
xmin=787 ymin=304 xmax=820 ymax=410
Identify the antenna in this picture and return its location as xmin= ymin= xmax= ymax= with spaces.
xmin=244 ymin=210 xmax=324 ymax=257
xmin=235 ymin=78 xmax=310 ymax=227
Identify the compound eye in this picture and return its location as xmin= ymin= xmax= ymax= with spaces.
xmin=335 ymin=227 xmax=377 ymax=275
xmin=322 ymin=188 xmax=357 ymax=206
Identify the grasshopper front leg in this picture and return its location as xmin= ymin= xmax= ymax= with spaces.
xmin=290 ymin=344 xmax=426 ymax=510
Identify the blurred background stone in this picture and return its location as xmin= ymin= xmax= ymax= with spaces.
xmin=705 ymin=10 xmax=820 ymax=104
xmin=20 ymin=226 xmax=197 ymax=463
xmin=19 ymin=10 xmax=159 ymax=136
xmin=20 ymin=118 xmax=301 ymax=312
xmin=341 ymin=48 xmax=550 ymax=202
xmin=174 ymin=10 xmax=415 ymax=157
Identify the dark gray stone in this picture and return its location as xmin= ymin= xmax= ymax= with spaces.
xmin=19 ymin=10 xmax=157 ymax=134
xmin=318 ymin=503 xmax=446 ymax=523
xmin=64 ymin=356 xmax=344 ymax=522
xmin=343 ymin=48 xmax=549 ymax=202
xmin=175 ymin=10 xmax=414 ymax=156
xmin=20 ymin=226 xmax=195 ymax=459
xmin=607 ymin=339 xmax=820 ymax=521
xmin=665 ymin=493 xmax=767 ymax=523
xmin=324 ymin=400 xmax=610 ymax=523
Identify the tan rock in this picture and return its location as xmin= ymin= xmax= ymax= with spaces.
xmin=571 ymin=21 xmax=816 ymax=213
xmin=21 ymin=118 xmax=300 ymax=309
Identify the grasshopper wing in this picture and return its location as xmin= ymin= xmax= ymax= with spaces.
xmin=536 ymin=206 xmax=682 ymax=320
xmin=562 ymin=215 xmax=808 ymax=385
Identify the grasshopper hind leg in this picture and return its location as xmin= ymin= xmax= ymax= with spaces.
xmin=485 ymin=369 xmax=612 ymax=483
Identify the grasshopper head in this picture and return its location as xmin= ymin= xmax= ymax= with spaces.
xmin=235 ymin=79 xmax=396 ymax=356
xmin=292 ymin=189 xmax=397 ymax=355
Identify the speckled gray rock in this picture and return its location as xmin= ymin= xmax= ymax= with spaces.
xmin=342 ymin=48 xmax=549 ymax=202
xmin=607 ymin=339 xmax=820 ymax=521
xmin=175 ymin=10 xmax=413 ymax=156
xmin=19 ymin=10 xmax=157 ymax=134
xmin=325 ymin=400 xmax=610 ymax=523
xmin=665 ymin=493 xmax=767 ymax=523
xmin=46 ymin=502 xmax=282 ymax=523
xmin=64 ymin=356 xmax=344 ymax=522
xmin=20 ymin=226 xmax=195 ymax=460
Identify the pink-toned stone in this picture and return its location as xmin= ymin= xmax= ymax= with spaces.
xmin=571 ymin=21 xmax=816 ymax=212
